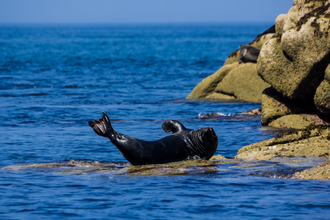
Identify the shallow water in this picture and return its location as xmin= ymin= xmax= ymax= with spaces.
xmin=1 ymin=24 xmax=330 ymax=219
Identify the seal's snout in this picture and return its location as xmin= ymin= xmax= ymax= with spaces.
xmin=208 ymin=127 xmax=216 ymax=137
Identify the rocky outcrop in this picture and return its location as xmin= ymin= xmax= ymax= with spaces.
xmin=261 ymin=87 xmax=317 ymax=125
xmin=258 ymin=0 xmax=330 ymax=128
xmin=268 ymin=114 xmax=327 ymax=130
xmin=235 ymin=127 xmax=330 ymax=161
xmin=187 ymin=0 xmax=330 ymax=180
xmin=187 ymin=62 xmax=270 ymax=103
xmin=187 ymin=33 xmax=273 ymax=103
xmin=188 ymin=1 xmax=330 ymax=128
xmin=213 ymin=63 xmax=270 ymax=103
xmin=187 ymin=63 xmax=239 ymax=100
xmin=290 ymin=159 xmax=330 ymax=180
xmin=224 ymin=33 xmax=275 ymax=66
xmin=314 ymin=64 xmax=330 ymax=114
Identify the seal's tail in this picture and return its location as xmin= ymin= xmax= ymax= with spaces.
xmin=88 ymin=111 xmax=113 ymax=138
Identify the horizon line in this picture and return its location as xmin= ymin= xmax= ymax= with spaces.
xmin=0 ymin=21 xmax=275 ymax=26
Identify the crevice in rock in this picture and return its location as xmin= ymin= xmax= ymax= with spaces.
xmin=215 ymin=91 xmax=237 ymax=99
xmin=262 ymin=87 xmax=318 ymax=125
xmin=283 ymin=50 xmax=293 ymax=62
xmin=293 ymin=49 xmax=330 ymax=102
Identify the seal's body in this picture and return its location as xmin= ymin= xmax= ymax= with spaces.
xmin=89 ymin=112 xmax=218 ymax=165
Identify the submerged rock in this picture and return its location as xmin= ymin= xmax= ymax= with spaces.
xmin=124 ymin=159 xmax=226 ymax=176
xmin=2 ymin=158 xmax=237 ymax=176
xmin=5 ymin=157 xmax=322 ymax=179
xmin=239 ymin=108 xmax=262 ymax=115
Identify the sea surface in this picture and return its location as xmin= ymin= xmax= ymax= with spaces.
xmin=1 ymin=24 xmax=330 ymax=219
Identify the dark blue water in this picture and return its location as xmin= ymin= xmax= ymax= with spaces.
xmin=1 ymin=24 xmax=330 ymax=219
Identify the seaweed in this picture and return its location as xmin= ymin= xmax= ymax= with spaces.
xmin=297 ymin=3 xmax=330 ymax=31
xmin=228 ymin=49 xmax=239 ymax=58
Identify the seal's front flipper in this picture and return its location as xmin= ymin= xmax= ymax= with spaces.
xmin=89 ymin=111 xmax=113 ymax=138
xmin=161 ymin=120 xmax=187 ymax=133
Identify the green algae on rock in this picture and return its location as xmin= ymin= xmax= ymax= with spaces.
xmin=123 ymin=159 xmax=224 ymax=176
xmin=2 ymin=160 xmax=126 ymax=175
xmin=4 ymin=158 xmax=329 ymax=179
xmin=1 ymin=163 xmax=68 ymax=171
xmin=3 ymin=159 xmax=235 ymax=177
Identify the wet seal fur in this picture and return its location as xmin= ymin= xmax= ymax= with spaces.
xmin=239 ymin=44 xmax=260 ymax=63
xmin=89 ymin=112 xmax=218 ymax=165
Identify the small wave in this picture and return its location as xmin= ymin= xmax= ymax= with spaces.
xmin=0 ymin=92 xmax=49 ymax=97
xmin=198 ymin=112 xmax=230 ymax=119
xmin=62 ymin=85 xmax=87 ymax=89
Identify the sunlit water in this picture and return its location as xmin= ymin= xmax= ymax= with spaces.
xmin=1 ymin=24 xmax=329 ymax=219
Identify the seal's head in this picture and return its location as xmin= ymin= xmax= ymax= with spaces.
xmin=191 ymin=127 xmax=218 ymax=159
xmin=200 ymin=127 xmax=218 ymax=148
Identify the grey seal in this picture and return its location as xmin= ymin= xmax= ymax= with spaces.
xmin=239 ymin=44 xmax=260 ymax=63
xmin=89 ymin=112 xmax=218 ymax=165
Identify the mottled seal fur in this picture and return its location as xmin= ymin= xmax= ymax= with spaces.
xmin=88 ymin=112 xmax=218 ymax=165
xmin=239 ymin=44 xmax=260 ymax=63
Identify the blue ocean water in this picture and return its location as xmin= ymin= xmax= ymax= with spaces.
xmin=1 ymin=24 xmax=330 ymax=219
